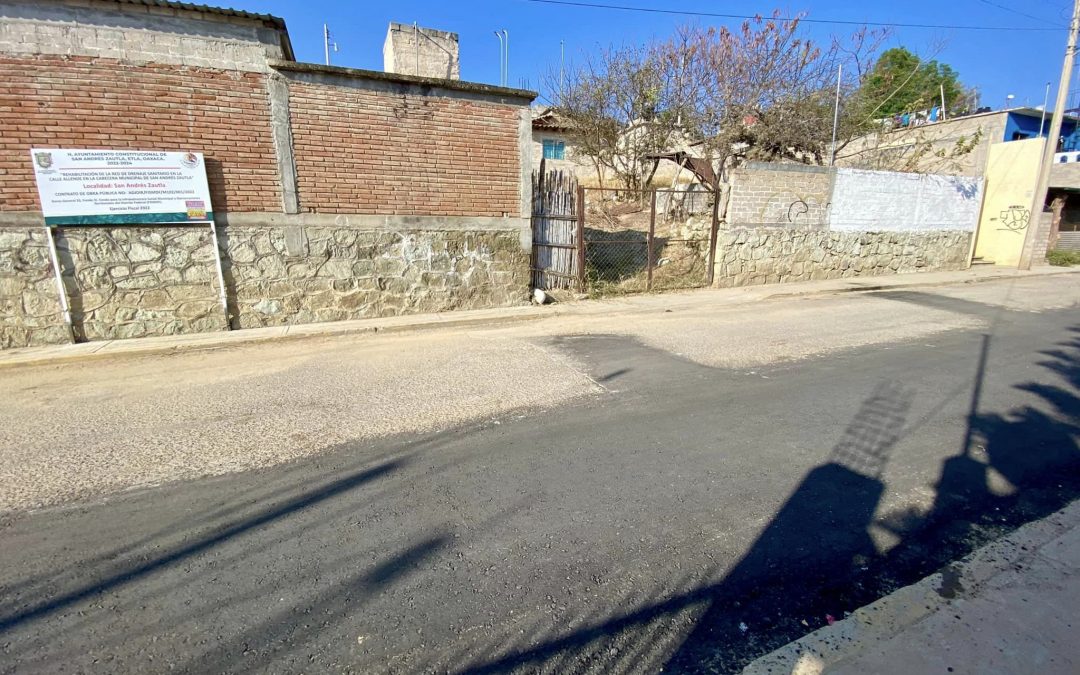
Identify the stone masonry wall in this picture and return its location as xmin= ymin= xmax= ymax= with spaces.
xmin=713 ymin=228 xmax=973 ymax=288
xmin=1 ymin=225 xmax=528 ymax=348
xmin=224 ymin=226 xmax=527 ymax=329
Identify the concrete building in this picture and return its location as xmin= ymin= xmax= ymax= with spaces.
xmin=837 ymin=107 xmax=1080 ymax=178
xmin=382 ymin=22 xmax=459 ymax=80
xmin=531 ymin=107 xmax=587 ymax=174
xmin=0 ymin=0 xmax=534 ymax=349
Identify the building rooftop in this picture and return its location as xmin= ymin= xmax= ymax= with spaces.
xmin=82 ymin=0 xmax=294 ymax=59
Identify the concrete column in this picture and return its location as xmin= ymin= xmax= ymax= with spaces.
xmin=517 ymin=106 xmax=533 ymax=252
xmin=266 ymin=71 xmax=300 ymax=214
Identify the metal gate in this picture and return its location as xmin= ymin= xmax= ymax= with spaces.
xmin=531 ymin=172 xmax=716 ymax=296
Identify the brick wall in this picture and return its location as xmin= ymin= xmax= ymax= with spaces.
xmin=0 ymin=55 xmax=280 ymax=212
xmin=728 ymin=163 xmax=832 ymax=228
xmin=289 ymin=82 xmax=520 ymax=216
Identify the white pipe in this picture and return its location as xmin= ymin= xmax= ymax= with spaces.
xmin=494 ymin=31 xmax=504 ymax=85
xmin=209 ymin=220 xmax=231 ymax=329
xmin=44 ymin=225 xmax=75 ymax=343
xmin=829 ymin=63 xmax=842 ymax=167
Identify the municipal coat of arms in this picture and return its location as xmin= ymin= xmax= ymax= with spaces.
xmin=34 ymin=152 xmax=53 ymax=170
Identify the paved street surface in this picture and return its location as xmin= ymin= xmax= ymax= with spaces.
xmin=1 ymin=274 xmax=1079 ymax=673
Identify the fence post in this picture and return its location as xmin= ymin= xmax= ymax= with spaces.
xmin=647 ymin=190 xmax=656 ymax=291
xmin=706 ymin=187 xmax=720 ymax=287
xmin=576 ymin=184 xmax=586 ymax=292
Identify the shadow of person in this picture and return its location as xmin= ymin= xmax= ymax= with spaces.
xmin=650 ymin=381 xmax=911 ymax=672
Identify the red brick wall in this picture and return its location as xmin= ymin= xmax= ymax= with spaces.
xmin=289 ymin=82 xmax=520 ymax=216
xmin=0 ymin=55 xmax=279 ymax=212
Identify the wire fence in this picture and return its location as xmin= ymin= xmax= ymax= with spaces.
xmin=531 ymin=176 xmax=715 ymax=297
xmin=582 ymin=187 xmax=712 ymax=296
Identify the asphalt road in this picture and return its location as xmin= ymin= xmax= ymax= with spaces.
xmin=1 ymin=280 xmax=1079 ymax=674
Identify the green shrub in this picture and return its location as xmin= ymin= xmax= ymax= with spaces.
xmin=1047 ymin=249 xmax=1080 ymax=266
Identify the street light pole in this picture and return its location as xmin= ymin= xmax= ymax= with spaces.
xmin=493 ymin=31 xmax=504 ymax=86
xmin=503 ymin=30 xmax=510 ymax=87
xmin=1039 ymin=82 xmax=1051 ymax=137
xmin=1020 ymin=0 xmax=1080 ymax=269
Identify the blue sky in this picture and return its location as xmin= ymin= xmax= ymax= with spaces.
xmin=236 ymin=0 xmax=1074 ymax=111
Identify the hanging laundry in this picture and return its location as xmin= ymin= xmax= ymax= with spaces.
xmin=929 ymin=106 xmax=940 ymax=122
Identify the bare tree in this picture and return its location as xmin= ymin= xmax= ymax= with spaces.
xmin=550 ymin=11 xmax=976 ymax=208
xmin=546 ymin=40 xmax=692 ymax=191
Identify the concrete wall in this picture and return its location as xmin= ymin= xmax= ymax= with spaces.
xmin=830 ymin=168 xmax=982 ymax=232
xmin=728 ymin=163 xmax=833 ymax=229
xmin=714 ymin=162 xmax=979 ymax=287
xmin=1050 ymin=160 xmax=1080 ymax=189
xmin=0 ymin=0 xmax=535 ymax=349
xmin=382 ymin=22 xmax=459 ymax=80
xmin=0 ymin=0 xmax=288 ymax=72
xmin=836 ymin=111 xmax=1007 ymax=177
xmin=726 ymin=163 xmax=982 ymax=233
xmin=975 ymin=138 xmax=1045 ymax=267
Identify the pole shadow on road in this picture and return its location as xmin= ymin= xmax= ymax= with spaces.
xmin=1 ymin=320 xmax=1079 ymax=673
xmin=453 ymin=326 xmax=1080 ymax=674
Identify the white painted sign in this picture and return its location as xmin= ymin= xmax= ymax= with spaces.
xmin=29 ymin=148 xmax=214 ymax=226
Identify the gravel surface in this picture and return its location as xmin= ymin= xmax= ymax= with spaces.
xmin=0 ymin=332 xmax=599 ymax=511
xmin=1 ymin=275 xmax=1075 ymax=513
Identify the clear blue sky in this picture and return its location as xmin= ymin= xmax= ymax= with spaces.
xmin=233 ymin=0 xmax=1075 ymax=111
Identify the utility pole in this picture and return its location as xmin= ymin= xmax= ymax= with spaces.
xmin=829 ymin=63 xmax=842 ymax=167
xmin=323 ymin=24 xmax=338 ymax=66
xmin=1020 ymin=0 xmax=1080 ymax=269
xmin=559 ymin=39 xmax=565 ymax=102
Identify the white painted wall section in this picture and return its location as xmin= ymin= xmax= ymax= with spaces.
xmin=829 ymin=168 xmax=983 ymax=232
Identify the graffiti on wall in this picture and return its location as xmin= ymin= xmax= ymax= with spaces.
xmin=786 ymin=197 xmax=831 ymax=224
xmin=752 ymin=191 xmax=831 ymax=227
xmin=997 ymin=205 xmax=1030 ymax=233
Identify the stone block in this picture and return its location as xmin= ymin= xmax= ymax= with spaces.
xmin=314 ymin=258 xmax=351 ymax=279
xmin=127 ymin=242 xmax=160 ymax=263
xmin=252 ymin=298 xmax=283 ymax=316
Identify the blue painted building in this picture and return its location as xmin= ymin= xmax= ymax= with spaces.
xmin=1003 ymin=108 xmax=1080 ymax=151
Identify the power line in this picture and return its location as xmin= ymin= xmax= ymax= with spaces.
xmin=524 ymin=0 xmax=1066 ymax=31
xmin=975 ymin=0 xmax=1065 ymax=27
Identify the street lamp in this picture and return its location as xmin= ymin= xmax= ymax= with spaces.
xmin=1005 ymin=93 xmax=1016 ymax=110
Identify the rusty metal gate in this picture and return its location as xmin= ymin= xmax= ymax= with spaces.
xmin=532 ymin=172 xmax=717 ymax=296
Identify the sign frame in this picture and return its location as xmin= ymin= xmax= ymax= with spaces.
xmin=28 ymin=148 xmax=230 ymax=342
